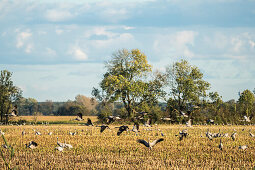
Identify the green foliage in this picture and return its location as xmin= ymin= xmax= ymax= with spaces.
xmin=0 ymin=135 xmax=16 ymax=170
xmin=96 ymin=49 xmax=165 ymax=118
xmin=165 ymin=60 xmax=210 ymax=112
xmin=57 ymin=100 xmax=89 ymax=116
xmin=238 ymin=89 xmax=255 ymax=116
xmin=97 ymin=103 xmax=114 ymax=121
xmin=0 ymin=70 xmax=22 ymax=123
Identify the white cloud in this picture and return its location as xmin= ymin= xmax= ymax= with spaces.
xmin=56 ymin=29 xmax=64 ymax=35
xmin=84 ymin=27 xmax=116 ymax=38
xmin=25 ymin=43 xmax=33 ymax=53
xmin=249 ymin=40 xmax=255 ymax=48
xmin=123 ymin=26 xmax=135 ymax=30
xmin=231 ymin=37 xmax=243 ymax=53
xmin=46 ymin=48 xmax=57 ymax=56
xmin=16 ymin=31 xmax=32 ymax=48
xmin=69 ymin=46 xmax=88 ymax=61
xmin=153 ymin=31 xmax=197 ymax=58
xmin=45 ymin=9 xmax=74 ymax=22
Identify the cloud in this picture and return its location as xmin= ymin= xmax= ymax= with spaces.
xmin=153 ymin=31 xmax=197 ymax=59
xmin=44 ymin=9 xmax=74 ymax=22
xmin=69 ymin=46 xmax=88 ymax=61
xmin=16 ymin=31 xmax=32 ymax=48
xmin=84 ymin=27 xmax=116 ymax=39
xmin=123 ymin=26 xmax=135 ymax=30
xmin=46 ymin=48 xmax=57 ymax=56
xmin=55 ymin=29 xmax=64 ymax=35
xmin=249 ymin=40 xmax=255 ymax=48
xmin=25 ymin=43 xmax=33 ymax=53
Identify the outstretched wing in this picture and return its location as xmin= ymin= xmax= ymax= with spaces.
xmin=134 ymin=122 xmax=139 ymax=131
xmin=150 ymin=138 xmax=164 ymax=147
xmin=31 ymin=141 xmax=38 ymax=147
xmin=100 ymin=126 xmax=108 ymax=133
xmin=137 ymin=139 xmax=149 ymax=147
xmin=77 ymin=113 xmax=82 ymax=119
xmin=146 ymin=118 xmax=151 ymax=125
xmin=87 ymin=118 xmax=93 ymax=125
xmin=117 ymin=130 xmax=123 ymax=136
xmin=117 ymin=126 xmax=128 ymax=136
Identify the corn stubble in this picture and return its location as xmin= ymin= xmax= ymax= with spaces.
xmin=0 ymin=125 xmax=254 ymax=169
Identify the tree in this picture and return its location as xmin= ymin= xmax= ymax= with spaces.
xmin=209 ymin=92 xmax=223 ymax=114
xmin=57 ymin=100 xmax=88 ymax=116
xmin=75 ymin=95 xmax=98 ymax=114
xmin=38 ymin=100 xmax=54 ymax=115
xmin=25 ymin=98 xmax=38 ymax=115
xmin=95 ymin=49 xmax=165 ymax=118
xmin=0 ymin=70 xmax=22 ymax=123
xmin=238 ymin=89 xmax=255 ymax=117
xmin=165 ymin=60 xmax=210 ymax=112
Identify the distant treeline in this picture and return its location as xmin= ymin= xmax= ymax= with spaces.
xmin=16 ymin=95 xmax=98 ymax=116
xmin=1 ymin=49 xmax=255 ymax=124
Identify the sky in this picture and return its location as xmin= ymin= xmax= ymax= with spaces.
xmin=0 ymin=0 xmax=255 ymax=102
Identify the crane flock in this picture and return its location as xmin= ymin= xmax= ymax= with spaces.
xmin=0 ymin=115 xmax=254 ymax=154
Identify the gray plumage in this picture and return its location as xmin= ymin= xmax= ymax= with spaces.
xmin=239 ymin=145 xmax=248 ymax=150
xmin=137 ymin=138 xmax=164 ymax=149
xmin=25 ymin=141 xmax=38 ymax=149
xmin=231 ymin=132 xmax=237 ymax=141
xmin=97 ymin=125 xmax=110 ymax=133
xmin=218 ymin=139 xmax=223 ymax=150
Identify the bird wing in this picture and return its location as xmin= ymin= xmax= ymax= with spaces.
xmin=133 ymin=123 xmax=139 ymax=131
xmin=31 ymin=141 xmax=38 ymax=147
xmin=100 ymin=126 xmax=107 ymax=133
xmin=87 ymin=118 xmax=93 ymax=125
xmin=137 ymin=139 xmax=150 ymax=147
xmin=146 ymin=118 xmax=151 ymax=125
xmin=117 ymin=131 xmax=123 ymax=136
xmin=150 ymin=138 xmax=164 ymax=147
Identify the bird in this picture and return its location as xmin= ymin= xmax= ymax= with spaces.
xmin=179 ymin=129 xmax=188 ymax=141
xmin=243 ymin=116 xmax=251 ymax=122
xmin=85 ymin=118 xmax=94 ymax=126
xmin=137 ymin=138 xmax=164 ymax=149
xmin=249 ymin=130 xmax=254 ymax=137
xmin=0 ymin=130 xmax=5 ymax=135
xmin=207 ymin=119 xmax=214 ymax=125
xmin=131 ymin=122 xmax=140 ymax=133
xmin=69 ymin=130 xmax=76 ymax=136
xmin=22 ymin=130 xmax=26 ymax=136
xmin=186 ymin=119 xmax=192 ymax=127
xmin=97 ymin=125 xmax=110 ymax=133
xmin=231 ymin=132 xmax=237 ymax=141
xmin=222 ymin=133 xmax=229 ymax=137
xmin=75 ymin=113 xmax=84 ymax=121
xmin=5 ymin=107 xmax=18 ymax=117
xmin=57 ymin=137 xmax=65 ymax=148
xmin=144 ymin=118 xmax=152 ymax=127
xmin=180 ymin=110 xmax=189 ymax=118
xmin=2 ymin=144 xmax=9 ymax=149
xmin=55 ymin=146 xmax=64 ymax=152
xmin=25 ymin=141 xmax=38 ymax=149
xmin=205 ymin=129 xmax=213 ymax=140
xmin=106 ymin=116 xmax=121 ymax=124
xmin=64 ymin=143 xmax=73 ymax=149
xmin=56 ymin=137 xmax=73 ymax=149
xmin=239 ymin=145 xmax=248 ymax=150
xmin=161 ymin=117 xmax=171 ymax=121
xmin=33 ymin=129 xmax=41 ymax=135
xmin=116 ymin=125 xmax=129 ymax=136
xmin=10 ymin=110 xmax=18 ymax=116
xmin=218 ymin=139 xmax=223 ymax=150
